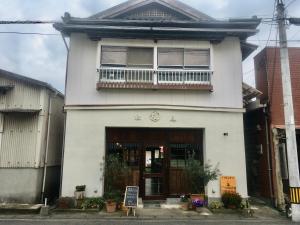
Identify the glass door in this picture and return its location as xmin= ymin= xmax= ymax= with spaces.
xmin=143 ymin=146 xmax=166 ymax=199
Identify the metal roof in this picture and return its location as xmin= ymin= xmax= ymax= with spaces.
xmin=89 ymin=0 xmax=214 ymax=21
xmin=53 ymin=0 xmax=261 ymax=60
xmin=243 ymin=82 xmax=262 ymax=106
xmin=0 ymin=69 xmax=64 ymax=98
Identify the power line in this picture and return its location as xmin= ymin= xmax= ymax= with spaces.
xmin=248 ymin=39 xmax=300 ymax=42
xmin=269 ymin=27 xmax=279 ymax=104
xmin=0 ymin=31 xmax=59 ymax=36
xmin=265 ymin=0 xmax=277 ymax=47
xmin=290 ymin=30 xmax=300 ymax=39
xmin=285 ymin=0 xmax=297 ymax=8
xmin=0 ymin=20 xmax=57 ymax=24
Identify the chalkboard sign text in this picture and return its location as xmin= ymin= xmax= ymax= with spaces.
xmin=124 ymin=186 xmax=139 ymax=208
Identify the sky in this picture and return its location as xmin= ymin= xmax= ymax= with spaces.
xmin=0 ymin=0 xmax=300 ymax=92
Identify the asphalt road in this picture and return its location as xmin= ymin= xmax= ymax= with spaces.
xmin=0 ymin=219 xmax=294 ymax=225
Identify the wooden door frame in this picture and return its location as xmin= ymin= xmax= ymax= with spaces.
xmin=140 ymin=143 xmax=169 ymax=200
xmin=105 ymin=127 xmax=204 ymax=200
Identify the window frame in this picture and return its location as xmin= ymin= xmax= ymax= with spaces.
xmin=98 ymin=44 xmax=212 ymax=72
xmin=100 ymin=46 xmax=154 ymax=69
xmin=157 ymin=48 xmax=210 ymax=70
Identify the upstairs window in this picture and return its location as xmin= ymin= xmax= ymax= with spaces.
xmin=101 ymin=46 xmax=153 ymax=68
xmin=158 ymin=48 xmax=210 ymax=69
xmin=101 ymin=46 xmax=127 ymax=67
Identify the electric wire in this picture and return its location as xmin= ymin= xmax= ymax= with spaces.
xmin=285 ymin=0 xmax=297 ymax=8
xmin=269 ymin=28 xmax=279 ymax=105
xmin=265 ymin=0 xmax=278 ymax=47
xmin=0 ymin=20 xmax=58 ymax=24
xmin=0 ymin=31 xmax=59 ymax=36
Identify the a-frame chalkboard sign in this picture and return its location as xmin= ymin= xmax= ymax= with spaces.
xmin=124 ymin=186 xmax=139 ymax=216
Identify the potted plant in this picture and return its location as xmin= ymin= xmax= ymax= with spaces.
xmin=184 ymin=153 xmax=220 ymax=203
xmin=104 ymin=154 xmax=130 ymax=193
xmin=74 ymin=185 xmax=86 ymax=208
xmin=103 ymin=154 xmax=129 ymax=213
xmin=105 ymin=199 xmax=117 ymax=213
xmin=81 ymin=197 xmax=105 ymax=211
xmin=180 ymin=194 xmax=190 ymax=210
xmin=221 ymin=192 xmax=242 ymax=209
xmin=192 ymin=198 xmax=208 ymax=211
xmin=103 ymin=191 xmax=121 ymax=213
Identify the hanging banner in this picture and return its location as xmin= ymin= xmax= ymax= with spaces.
xmin=220 ymin=176 xmax=237 ymax=194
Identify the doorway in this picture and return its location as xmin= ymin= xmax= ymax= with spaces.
xmin=105 ymin=128 xmax=203 ymax=200
xmin=143 ymin=145 xmax=166 ymax=199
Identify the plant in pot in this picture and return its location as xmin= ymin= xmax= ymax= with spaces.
xmin=103 ymin=154 xmax=130 ymax=213
xmin=192 ymin=198 xmax=208 ymax=210
xmin=221 ymin=192 xmax=242 ymax=209
xmin=184 ymin=153 xmax=220 ymax=207
xmin=74 ymin=185 xmax=86 ymax=208
xmin=81 ymin=197 xmax=105 ymax=211
xmin=103 ymin=191 xmax=121 ymax=213
xmin=180 ymin=194 xmax=190 ymax=211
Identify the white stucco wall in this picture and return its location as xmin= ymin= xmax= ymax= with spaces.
xmin=61 ymin=108 xmax=248 ymax=199
xmin=65 ymin=34 xmax=243 ymax=109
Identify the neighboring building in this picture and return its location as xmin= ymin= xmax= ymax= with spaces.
xmin=244 ymin=47 xmax=300 ymax=208
xmin=54 ymin=0 xmax=260 ymax=202
xmin=0 ymin=69 xmax=64 ymax=203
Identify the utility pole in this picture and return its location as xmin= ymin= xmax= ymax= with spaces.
xmin=277 ymin=0 xmax=300 ymax=222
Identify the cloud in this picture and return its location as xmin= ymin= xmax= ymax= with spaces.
xmin=188 ymin=0 xmax=229 ymax=13
xmin=0 ymin=0 xmax=300 ymax=91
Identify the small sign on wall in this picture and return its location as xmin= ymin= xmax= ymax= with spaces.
xmin=220 ymin=176 xmax=237 ymax=194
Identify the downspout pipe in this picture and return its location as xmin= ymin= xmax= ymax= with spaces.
xmin=59 ymin=33 xmax=69 ymax=197
xmin=264 ymin=104 xmax=275 ymax=205
xmin=41 ymin=94 xmax=52 ymax=203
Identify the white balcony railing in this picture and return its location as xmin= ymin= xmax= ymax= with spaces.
xmin=98 ymin=67 xmax=212 ymax=89
xmin=99 ymin=67 xmax=154 ymax=83
xmin=157 ymin=69 xmax=211 ymax=85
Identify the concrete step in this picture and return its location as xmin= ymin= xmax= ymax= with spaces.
xmin=0 ymin=203 xmax=42 ymax=214
xmin=143 ymin=200 xmax=165 ymax=208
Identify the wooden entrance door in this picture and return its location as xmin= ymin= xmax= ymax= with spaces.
xmin=106 ymin=128 xmax=203 ymax=200
xmin=142 ymin=145 xmax=167 ymax=200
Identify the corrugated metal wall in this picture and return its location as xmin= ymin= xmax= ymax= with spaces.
xmin=0 ymin=113 xmax=39 ymax=168
xmin=0 ymin=76 xmax=64 ymax=169
xmin=0 ymin=77 xmax=41 ymax=111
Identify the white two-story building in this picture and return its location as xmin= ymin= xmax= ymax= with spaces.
xmin=54 ymin=0 xmax=260 ymax=202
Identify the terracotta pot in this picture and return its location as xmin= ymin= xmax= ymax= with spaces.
xmin=190 ymin=194 xmax=206 ymax=209
xmin=181 ymin=202 xmax=189 ymax=211
xmin=190 ymin=194 xmax=205 ymax=201
xmin=227 ymin=204 xmax=237 ymax=209
xmin=106 ymin=201 xmax=117 ymax=213
xmin=120 ymin=202 xmax=128 ymax=212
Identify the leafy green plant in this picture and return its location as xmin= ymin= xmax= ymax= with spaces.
xmin=184 ymin=153 xmax=221 ymax=193
xmin=104 ymin=154 xmax=130 ymax=193
xmin=208 ymin=201 xmax=223 ymax=209
xmin=81 ymin=197 xmax=105 ymax=210
xmin=221 ymin=192 xmax=242 ymax=209
xmin=180 ymin=194 xmax=189 ymax=203
xmin=103 ymin=190 xmax=122 ymax=204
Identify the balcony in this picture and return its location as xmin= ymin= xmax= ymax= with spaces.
xmin=97 ymin=67 xmax=213 ymax=91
